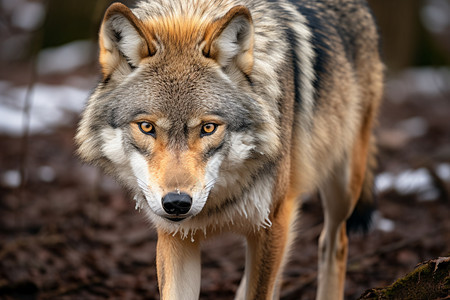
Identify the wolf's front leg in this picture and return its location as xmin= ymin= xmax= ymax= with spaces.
xmin=237 ymin=195 xmax=299 ymax=300
xmin=156 ymin=230 xmax=201 ymax=300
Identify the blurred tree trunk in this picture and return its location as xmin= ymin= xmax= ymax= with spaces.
xmin=368 ymin=0 xmax=449 ymax=72
xmin=358 ymin=257 xmax=450 ymax=299
xmin=368 ymin=0 xmax=422 ymax=72
xmin=42 ymin=0 xmax=136 ymax=48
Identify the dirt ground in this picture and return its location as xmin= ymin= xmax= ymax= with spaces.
xmin=0 ymin=64 xmax=449 ymax=300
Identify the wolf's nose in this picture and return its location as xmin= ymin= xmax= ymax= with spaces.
xmin=162 ymin=192 xmax=192 ymax=215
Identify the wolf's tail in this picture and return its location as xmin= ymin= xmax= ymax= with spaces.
xmin=346 ymin=135 xmax=377 ymax=234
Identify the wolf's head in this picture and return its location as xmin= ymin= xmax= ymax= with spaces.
xmin=76 ymin=3 xmax=280 ymax=230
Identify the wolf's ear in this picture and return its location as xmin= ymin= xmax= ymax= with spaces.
xmin=203 ymin=6 xmax=254 ymax=76
xmin=99 ymin=3 xmax=155 ymax=80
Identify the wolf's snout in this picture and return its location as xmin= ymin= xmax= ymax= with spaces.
xmin=162 ymin=192 xmax=192 ymax=215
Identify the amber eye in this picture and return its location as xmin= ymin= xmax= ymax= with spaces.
xmin=201 ymin=123 xmax=218 ymax=137
xmin=138 ymin=122 xmax=156 ymax=136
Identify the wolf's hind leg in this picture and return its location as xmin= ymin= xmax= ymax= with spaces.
xmin=316 ymin=159 xmax=354 ymax=300
xmin=156 ymin=230 xmax=201 ymax=300
xmin=317 ymin=124 xmax=375 ymax=300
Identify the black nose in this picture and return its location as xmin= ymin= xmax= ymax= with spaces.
xmin=161 ymin=192 xmax=192 ymax=215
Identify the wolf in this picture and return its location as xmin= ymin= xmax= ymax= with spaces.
xmin=76 ymin=0 xmax=383 ymax=298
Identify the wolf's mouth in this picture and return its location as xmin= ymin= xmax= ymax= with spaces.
xmin=166 ymin=217 xmax=187 ymax=222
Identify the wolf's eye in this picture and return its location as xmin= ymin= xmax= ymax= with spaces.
xmin=138 ymin=122 xmax=156 ymax=136
xmin=201 ymin=123 xmax=218 ymax=137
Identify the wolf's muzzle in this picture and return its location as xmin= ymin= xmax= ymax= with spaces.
xmin=161 ymin=192 xmax=192 ymax=217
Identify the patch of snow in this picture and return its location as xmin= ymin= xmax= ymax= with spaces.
xmin=375 ymin=172 xmax=395 ymax=193
xmin=386 ymin=68 xmax=450 ymax=103
xmin=395 ymin=168 xmax=433 ymax=196
xmin=436 ymin=163 xmax=450 ymax=181
xmin=11 ymin=1 xmax=45 ymax=31
xmin=2 ymin=170 xmax=21 ymax=188
xmin=373 ymin=211 xmax=395 ymax=232
xmin=375 ymin=165 xmax=450 ymax=202
xmin=37 ymin=40 xmax=97 ymax=75
xmin=396 ymin=117 xmax=428 ymax=139
xmin=0 ymin=81 xmax=90 ymax=136
xmin=421 ymin=0 xmax=450 ymax=34
xmin=38 ymin=166 xmax=56 ymax=182
xmin=0 ymin=105 xmax=23 ymax=135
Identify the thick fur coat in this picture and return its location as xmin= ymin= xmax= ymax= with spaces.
xmin=76 ymin=0 xmax=383 ymax=299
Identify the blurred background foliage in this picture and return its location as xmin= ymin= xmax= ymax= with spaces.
xmin=0 ymin=0 xmax=449 ymax=73
xmin=369 ymin=0 xmax=449 ymax=70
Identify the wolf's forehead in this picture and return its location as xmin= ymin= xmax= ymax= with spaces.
xmin=122 ymin=68 xmax=251 ymax=127
xmin=123 ymin=82 xmax=216 ymax=120
xmin=143 ymin=16 xmax=209 ymax=48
